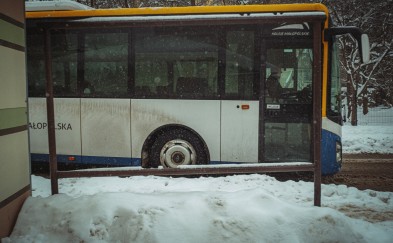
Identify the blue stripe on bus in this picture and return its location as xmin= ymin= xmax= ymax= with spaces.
xmin=30 ymin=153 xmax=223 ymax=167
xmin=209 ymin=161 xmax=243 ymax=165
xmin=31 ymin=153 xmax=140 ymax=166
xmin=321 ymin=129 xmax=341 ymax=175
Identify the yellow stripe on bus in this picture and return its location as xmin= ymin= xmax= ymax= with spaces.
xmin=26 ymin=4 xmax=329 ymax=19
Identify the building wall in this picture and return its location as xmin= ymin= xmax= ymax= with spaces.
xmin=0 ymin=0 xmax=31 ymax=237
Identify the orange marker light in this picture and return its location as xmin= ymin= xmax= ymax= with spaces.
xmin=68 ymin=156 xmax=76 ymax=161
xmin=241 ymin=104 xmax=250 ymax=110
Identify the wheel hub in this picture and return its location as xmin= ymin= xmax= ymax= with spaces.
xmin=160 ymin=139 xmax=196 ymax=168
xmin=171 ymin=151 xmax=185 ymax=164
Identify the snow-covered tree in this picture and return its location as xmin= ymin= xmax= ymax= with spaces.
xmin=325 ymin=0 xmax=393 ymax=125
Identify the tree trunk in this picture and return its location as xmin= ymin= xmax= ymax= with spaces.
xmin=351 ymin=95 xmax=358 ymax=126
xmin=346 ymin=74 xmax=352 ymax=122
xmin=362 ymin=95 xmax=369 ymax=115
xmin=350 ymin=75 xmax=360 ymax=126
xmin=346 ymin=73 xmax=358 ymax=126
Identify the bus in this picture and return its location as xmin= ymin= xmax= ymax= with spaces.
xmin=26 ymin=1 xmax=369 ymax=175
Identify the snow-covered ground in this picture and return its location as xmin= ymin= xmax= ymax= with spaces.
xmin=4 ymin=174 xmax=393 ymax=243
xmin=3 ymin=108 xmax=393 ymax=243
xmin=342 ymin=106 xmax=393 ymax=154
xmin=343 ymin=125 xmax=393 ymax=154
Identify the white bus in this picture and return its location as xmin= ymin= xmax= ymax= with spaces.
xmin=26 ymin=2 xmax=369 ymax=175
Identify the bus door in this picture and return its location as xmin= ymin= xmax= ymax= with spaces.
xmin=262 ymin=42 xmax=313 ymax=163
xmin=221 ymin=30 xmax=259 ymax=163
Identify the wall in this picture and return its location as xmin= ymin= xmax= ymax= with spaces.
xmin=0 ymin=0 xmax=31 ymax=237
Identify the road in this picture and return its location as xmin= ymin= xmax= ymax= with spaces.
xmin=323 ymin=154 xmax=393 ymax=192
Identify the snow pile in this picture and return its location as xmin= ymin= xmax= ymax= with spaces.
xmin=4 ymin=175 xmax=393 ymax=243
xmin=342 ymin=125 xmax=393 ymax=154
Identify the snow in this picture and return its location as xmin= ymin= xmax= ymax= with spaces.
xmin=4 ymin=174 xmax=393 ymax=243
xmin=343 ymin=107 xmax=393 ymax=154
xmin=343 ymin=125 xmax=393 ymax=154
xmin=3 ymin=108 xmax=393 ymax=242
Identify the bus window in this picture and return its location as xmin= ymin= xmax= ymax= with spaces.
xmin=134 ymin=27 xmax=219 ymax=99
xmin=173 ymin=58 xmax=217 ymax=97
xmin=84 ymin=31 xmax=128 ymax=97
xmin=329 ymin=40 xmax=341 ymax=115
xmin=225 ymin=30 xmax=255 ymax=99
xmin=135 ymin=58 xmax=169 ymax=96
xmin=297 ymin=49 xmax=313 ymax=92
xmin=265 ymin=48 xmax=313 ymax=104
xmin=27 ymin=29 xmax=79 ymax=97
xmin=27 ymin=27 xmax=45 ymax=97
xmin=51 ymin=30 xmax=78 ymax=97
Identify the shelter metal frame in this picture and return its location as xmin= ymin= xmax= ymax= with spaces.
xmin=43 ymin=18 xmax=322 ymax=206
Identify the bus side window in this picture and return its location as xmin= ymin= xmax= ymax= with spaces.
xmin=27 ymin=28 xmax=46 ymax=97
xmin=135 ymin=27 xmax=218 ymax=99
xmin=134 ymin=59 xmax=169 ymax=97
xmin=84 ymin=31 xmax=128 ymax=97
xmin=173 ymin=60 xmax=215 ymax=98
xmin=27 ymin=60 xmax=45 ymax=97
xmin=51 ymin=30 xmax=78 ymax=97
xmin=27 ymin=28 xmax=79 ymax=97
xmin=176 ymin=77 xmax=207 ymax=96
xmin=225 ymin=30 xmax=255 ymax=99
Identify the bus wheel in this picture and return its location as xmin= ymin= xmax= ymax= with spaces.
xmin=150 ymin=129 xmax=207 ymax=168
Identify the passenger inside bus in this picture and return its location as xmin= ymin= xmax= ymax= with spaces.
xmin=266 ymin=70 xmax=283 ymax=102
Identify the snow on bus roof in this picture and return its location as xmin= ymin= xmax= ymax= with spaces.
xmin=65 ymin=12 xmax=326 ymax=23
xmin=26 ymin=2 xmax=329 ymax=20
xmin=26 ymin=0 xmax=93 ymax=12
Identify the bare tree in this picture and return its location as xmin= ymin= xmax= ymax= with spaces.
xmin=325 ymin=0 xmax=392 ymax=125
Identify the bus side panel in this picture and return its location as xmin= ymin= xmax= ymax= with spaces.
xmin=81 ymin=99 xmax=131 ymax=165
xmin=28 ymin=98 xmax=49 ymax=157
xmin=221 ymin=100 xmax=259 ymax=163
xmin=321 ymin=118 xmax=342 ymax=175
xmin=29 ymin=98 xmax=81 ymax=162
xmin=321 ymin=130 xmax=341 ymax=175
xmin=131 ymin=99 xmax=221 ymax=163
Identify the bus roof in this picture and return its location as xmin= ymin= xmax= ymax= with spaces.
xmin=26 ymin=2 xmax=329 ymax=20
xmin=26 ymin=0 xmax=93 ymax=12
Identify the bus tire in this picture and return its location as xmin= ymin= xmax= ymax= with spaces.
xmin=150 ymin=128 xmax=208 ymax=168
